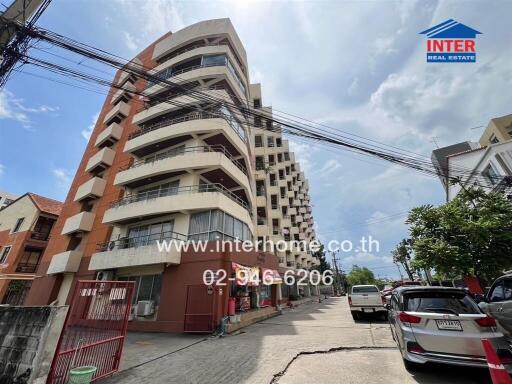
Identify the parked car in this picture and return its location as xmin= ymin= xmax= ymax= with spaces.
xmin=387 ymin=286 xmax=507 ymax=371
xmin=478 ymin=273 xmax=512 ymax=338
xmin=348 ymin=285 xmax=387 ymax=320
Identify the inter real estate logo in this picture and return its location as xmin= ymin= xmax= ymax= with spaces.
xmin=419 ymin=19 xmax=481 ymax=63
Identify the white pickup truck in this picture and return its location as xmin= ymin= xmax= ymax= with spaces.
xmin=348 ymin=285 xmax=386 ymax=320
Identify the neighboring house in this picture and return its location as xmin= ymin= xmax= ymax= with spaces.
xmin=0 ymin=193 xmax=62 ymax=305
xmin=446 ymin=140 xmax=512 ymax=201
xmin=479 ymin=113 xmax=512 ymax=147
xmin=26 ymin=19 xmax=319 ymax=333
xmin=431 ymin=141 xmax=480 ymax=199
xmin=0 ymin=191 xmax=17 ymax=209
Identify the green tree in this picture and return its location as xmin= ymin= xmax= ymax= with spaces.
xmin=311 ymin=243 xmax=330 ymax=273
xmin=346 ymin=265 xmax=376 ymax=286
xmin=391 ymin=239 xmax=415 ymax=280
xmin=407 ymin=188 xmax=512 ymax=282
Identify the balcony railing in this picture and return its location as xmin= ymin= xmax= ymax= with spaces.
xmin=96 ymin=230 xmax=187 ymax=252
xmin=129 ymin=111 xmax=247 ymax=143
xmin=139 ymin=84 xmax=242 ymax=113
xmin=30 ymin=231 xmax=50 ymax=241
xmin=156 ymin=42 xmax=229 ymax=64
xmin=110 ymin=183 xmax=250 ymax=212
xmin=121 ymin=145 xmax=247 ymax=174
xmin=15 ymin=263 xmax=40 ymax=273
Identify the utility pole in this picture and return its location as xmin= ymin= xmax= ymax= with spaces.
xmin=330 ymin=250 xmax=342 ymax=296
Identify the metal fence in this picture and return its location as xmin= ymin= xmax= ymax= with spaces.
xmin=48 ymin=280 xmax=135 ymax=384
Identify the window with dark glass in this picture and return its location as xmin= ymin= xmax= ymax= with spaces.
xmin=13 ymin=218 xmax=24 ymax=232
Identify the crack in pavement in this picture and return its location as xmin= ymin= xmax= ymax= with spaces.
xmin=269 ymin=346 xmax=397 ymax=384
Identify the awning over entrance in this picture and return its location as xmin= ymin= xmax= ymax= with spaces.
xmin=262 ymin=268 xmax=282 ymax=285
xmin=231 ymin=262 xmax=259 ymax=286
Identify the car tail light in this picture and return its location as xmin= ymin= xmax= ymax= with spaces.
xmin=348 ymin=296 xmax=352 ymax=305
xmin=475 ymin=315 xmax=496 ymax=327
xmin=407 ymin=342 xmax=425 ymax=354
xmin=399 ymin=312 xmax=421 ymax=324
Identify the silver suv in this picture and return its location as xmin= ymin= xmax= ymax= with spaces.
xmin=478 ymin=273 xmax=512 ymax=338
xmin=388 ymin=286 xmax=507 ymax=370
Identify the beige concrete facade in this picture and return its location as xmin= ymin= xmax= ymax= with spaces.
xmin=479 ymin=113 xmax=512 ymax=146
xmin=249 ymin=84 xmax=318 ymax=270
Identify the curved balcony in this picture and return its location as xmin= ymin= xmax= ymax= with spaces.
xmin=114 ymin=145 xmax=251 ymax=200
xmin=90 ymin=230 xmax=187 ymax=270
xmin=134 ymin=86 xmax=242 ymax=126
xmin=144 ymin=64 xmax=246 ymax=102
xmin=102 ymin=183 xmax=253 ymax=231
xmin=125 ymin=112 xmax=248 ymax=159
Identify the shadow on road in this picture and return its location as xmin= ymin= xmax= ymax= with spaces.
xmin=408 ymin=362 xmax=492 ymax=384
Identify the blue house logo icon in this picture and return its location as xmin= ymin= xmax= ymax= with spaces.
xmin=419 ymin=19 xmax=482 ymax=63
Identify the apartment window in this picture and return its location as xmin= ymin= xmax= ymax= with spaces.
xmin=254 ymin=116 xmax=262 ymax=127
xmin=489 ymin=134 xmax=500 ymax=144
xmin=253 ymin=99 xmax=261 ymax=109
xmin=256 ymin=180 xmax=265 ymax=196
xmin=0 ymin=246 xmax=11 ymax=264
xmin=255 ymin=135 xmax=263 ymax=148
xmin=189 ymin=209 xmax=251 ymax=242
xmin=266 ymin=119 xmax=272 ymax=129
xmin=482 ymin=163 xmax=499 ymax=185
xmin=277 ymin=153 xmax=283 ymax=163
xmin=276 ymin=138 xmax=282 ymax=147
xmin=284 ymin=152 xmax=290 ymax=161
xmin=267 ymin=137 xmax=274 ymax=147
xmin=13 ymin=218 xmax=24 ymax=233
xmin=268 ymin=155 xmax=275 ymax=166
xmin=256 ymin=156 xmax=265 ymax=171
xmin=16 ymin=248 xmax=42 ymax=273
xmin=127 ymin=221 xmax=175 ymax=248
xmin=119 ymin=274 xmax=163 ymax=305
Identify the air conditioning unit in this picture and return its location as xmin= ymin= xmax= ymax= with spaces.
xmin=135 ymin=300 xmax=155 ymax=316
xmin=96 ymin=270 xmax=114 ymax=281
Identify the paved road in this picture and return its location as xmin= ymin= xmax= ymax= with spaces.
xmin=103 ymin=297 xmax=492 ymax=384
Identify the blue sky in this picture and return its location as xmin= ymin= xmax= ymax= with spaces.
xmin=1 ymin=0 xmax=511 ymax=278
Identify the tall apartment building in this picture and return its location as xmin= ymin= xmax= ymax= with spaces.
xmin=249 ymin=85 xmax=318 ymax=270
xmin=26 ymin=19 xmax=319 ymax=332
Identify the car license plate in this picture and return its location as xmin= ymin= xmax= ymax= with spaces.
xmin=362 ymin=308 xmax=373 ymax=313
xmin=436 ymin=320 xmax=462 ymax=331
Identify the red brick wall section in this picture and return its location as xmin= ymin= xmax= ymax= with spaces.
xmin=128 ymin=244 xmax=280 ymax=333
xmin=25 ymin=33 xmax=172 ymax=305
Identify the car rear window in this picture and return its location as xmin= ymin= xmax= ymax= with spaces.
xmin=352 ymin=286 xmax=379 ymax=293
xmin=404 ymin=291 xmax=480 ymax=314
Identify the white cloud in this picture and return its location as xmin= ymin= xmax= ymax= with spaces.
xmin=0 ymin=89 xmax=58 ymax=128
xmin=52 ymin=168 xmax=73 ymax=192
xmin=81 ymin=112 xmax=99 ymax=141
xmin=123 ymin=31 xmax=139 ymax=51
xmin=318 ymin=159 xmax=342 ymax=178
xmin=114 ymin=0 xmax=185 ymax=47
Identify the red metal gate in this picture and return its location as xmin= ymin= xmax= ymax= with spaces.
xmin=48 ymin=280 xmax=135 ymax=383
xmin=184 ymin=285 xmax=216 ymax=333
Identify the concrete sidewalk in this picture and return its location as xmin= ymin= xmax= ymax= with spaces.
xmin=120 ymin=332 xmax=206 ymax=371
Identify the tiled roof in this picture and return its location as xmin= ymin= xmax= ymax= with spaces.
xmin=28 ymin=193 xmax=63 ymax=216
